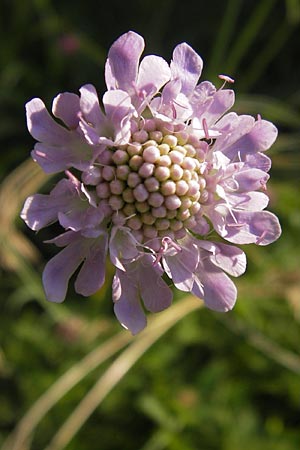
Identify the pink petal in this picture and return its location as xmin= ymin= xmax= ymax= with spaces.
xmin=103 ymin=89 xmax=134 ymax=124
xmin=170 ymin=42 xmax=203 ymax=96
xmin=45 ymin=230 xmax=79 ymax=247
xmin=190 ymin=81 xmax=216 ymax=112
xmin=102 ymin=90 xmax=134 ymax=144
xmin=197 ymin=241 xmax=247 ymax=277
xmin=214 ymin=113 xmax=255 ymax=155
xmin=75 ymin=234 xmax=108 ymax=296
xmin=231 ymin=168 xmax=270 ymax=192
xmin=113 ymin=268 xmax=147 ymax=335
xmin=52 ymin=92 xmax=80 ymax=129
xmin=139 ymin=255 xmax=172 ymax=312
xmin=79 ymin=84 xmax=106 ymax=127
xmin=163 ymin=240 xmax=199 ymax=291
xmin=26 ymin=98 xmax=71 ymax=144
xmin=58 ymin=205 xmax=103 ymax=232
xmin=109 ymin=226 xmax=139 ymax=270
xmin=136 ymin=55 xmax=170 ymax=97
xmin=211 ymin=207 xmax=282 ymax=245
xmin=31 ymin=143 xmax=72 ymax=174
xmin=245 ymin=153 xmax=272 ymax=172
xmin=79 ymin=120 xmax=104 ymax=146
xmin=226 ymin=192 xmax=269 ymax=211
xmin=20 ymin=194 xmax=54 ymax=231
xmin=192 ymin=259 xmax=237 ymax=312
xmin=248 ymin=119 xmax=278 ymax=151
xmin=31 ymin=139 xmax=92 ymax=174
xmin=192 ymin=85 xmax=235 ymax=126
xmin=160 ymin=78 xmax=182 ymax=105
xmin=215 ymin=115 xmax=277 ymax=160
xmin=105 ymin=31 xmax=144 ymax=94
xmin=20 ymin=179 xmax=78 ymax=231
xmin=42 ymin=239 xmax=85 ymax=303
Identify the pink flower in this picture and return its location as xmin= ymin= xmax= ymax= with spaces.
xmin=21 ymin=31 xmax=281 ymax=334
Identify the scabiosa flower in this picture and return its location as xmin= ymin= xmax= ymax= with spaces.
xmin=21 ymin=31 xmax=281 ymax=334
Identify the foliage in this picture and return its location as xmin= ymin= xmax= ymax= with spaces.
xmin=0 ymin=0 xmax=300 ymax=449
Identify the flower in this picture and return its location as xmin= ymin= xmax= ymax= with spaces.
xmin=21 ymin=31 xmax=281 ymax=334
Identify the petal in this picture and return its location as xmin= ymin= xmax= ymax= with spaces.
xmin=21 ymin=194 xmax=56 ymax=231
xmin=215 ymin=115 xmax=277 ymax=160
xmin=79 ymin=120 xmax=104 ymax=146
xmin=190 ymin=81 xmax=217 ymax=116
xmin=58 ymin=205 xmax=103 ymax=232
xmin=211 ymin=207 xmax=282 ymax=245
xmin=31 ymin=139 xmax=92 ymax=174
xmin=105 ymin=31 xmax=144 ymax=94
xmin=109 ymin=226 xmax=139 ymax=270
xmin=170 ymin=42 xmax=203 ymax=96
xmin=137 ymin=55 xmax=170 ymax=96
xmin=75 ymin=234 xmax=108 ymax=296
xmin=113 ymin=268 xmax=147 ymax=335
xmin=248 ymin=119 xmax=278 ymax=151
xmin=26 ymin=98 xmax=71 ymax=144
xmin=103 ymin=89 xmax=134 ymax=124
xmin=163 ymin=240 xmax=199 ymax=291
xmin=231 ymin=168 xmax=270 ymax=192
xmin=214 ymin=113 xmax=255 ymax=157
xmin=102 ymin=89 xmax=134 ymax=145
xmin=225 ymin=192 xmax=269 ymax=211
xmin=45 ymin=230 xmax=79 ymax=247
xmin=104 ymin=57 xmax=115 ymax=90
xmin=192 ymin=259 xmax=237 ymax=312
xmin=56 ymin=185 xmax=105 ymax=232
xmin=42 ymin=239 xmax=85 ymax=302
xmin=31 ymin=143 xmax=73 ymax=174
xmin=161 ymin=78 xmax=182 ymax=105
xmin=52 ymin=92 xmax=80 ymax=129
xmin=203 ymin=89 xmax=235 ymax=124
xmin=79 ymin=84 xmax=106 ymax=127
xmin=139 ymin=255 xmax=172 ymax=312
xmin=197 ymin=240 xmax=247 ymax=277
xmin=20 ymin=179 xmax=78 ymax=231
xmin=245 ymin=153 xmax=272 ymax=172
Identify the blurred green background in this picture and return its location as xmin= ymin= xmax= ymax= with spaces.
xmin=1 ymin=0 xmax=300 ymax=449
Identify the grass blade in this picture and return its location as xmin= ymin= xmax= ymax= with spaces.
xmin=43 ymin=296 xmax=202 ymax=450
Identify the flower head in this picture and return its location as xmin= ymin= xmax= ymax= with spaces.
xmin=21 ymin=31 xmax=281 ymax=334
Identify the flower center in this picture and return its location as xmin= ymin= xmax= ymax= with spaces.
xmin=89 ymin=118 xmax=211 ymax=244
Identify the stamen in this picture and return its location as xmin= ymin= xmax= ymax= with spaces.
xmin=224 ymin=204 xmax=246 ymax=229
xmin=173 ymin=98 xmax=190 ymax=110
xmin=202 ymin=118 xmax=210 ymax=140
xmin=227 ymin=222 xmax=246 ymax=228
xmin=218 ymin=74 xmax=235 ymax=89
xmin=256 ymin=230 xmax=267 ymax=245
xmin=65 ymin=170 xmax=80 ymax=188
xmin=171 ymin=103 xmax=177 ymax=119
xmin=153 ymin=236 xmax=182 ymax=266
xmin=260 ymin=180 xmax=267 ymax=191
xmin=34 ymin=150 xmax=47 ymax=158
xmin=161 ymin=236 xmax=182 ymax=252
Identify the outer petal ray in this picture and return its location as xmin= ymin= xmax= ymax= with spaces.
xmin=139 ymin=255 xmax=172 ymax=312
xmin=170 ymin=43 xmax=203 ymax=96
xmin=75 ymin=234 xmax=108 ymax=296
xmin=113 ymin=268 xmax=147 ymax=335
xmin=105 ymin=31 xmax=144 ymax=93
